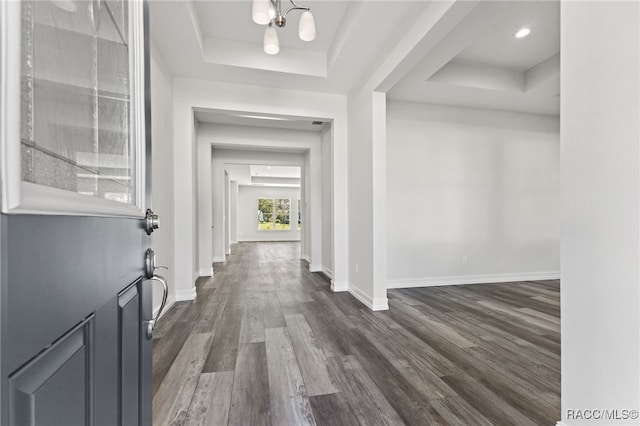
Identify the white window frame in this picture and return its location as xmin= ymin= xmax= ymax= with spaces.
xmin=0 ymin=0 xmax=147 ymax=218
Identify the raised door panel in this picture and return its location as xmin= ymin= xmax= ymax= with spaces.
xmin=8 ymin=317 xmax=92 ymax=426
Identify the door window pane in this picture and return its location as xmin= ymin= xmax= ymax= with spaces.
xmin=20 ymin=0 xmax=134 ymax=205
xmin=274 ymin=198 xmax=291 ymax=230
xmin=258 ymin=198 xmax=274 ymax=230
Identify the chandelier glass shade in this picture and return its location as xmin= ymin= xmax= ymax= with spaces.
xmin=252 ymin=0 xmax=316 ymax=54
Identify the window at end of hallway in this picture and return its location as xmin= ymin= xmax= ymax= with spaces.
xmin=258 ymin=198 xmax=291 ymax=230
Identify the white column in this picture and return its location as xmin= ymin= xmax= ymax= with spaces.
xmin=561 ymin=2 xmax=640 ymax=424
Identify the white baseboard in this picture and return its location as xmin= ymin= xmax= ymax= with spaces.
xmin=331 ymin=280 xmax=348 ymax=292
xmin=198 ymin=267 xmax=213 ymax=277
xmin=321 ymin=266 xmax=333 ymax=279
xmin=155 ymin=296 xmax=176 ymax=319
xmin=309 ymin=264 xmax=322 ymax=272
xmin=226 ymin=249 xmax=231 ymax=255
xmin=231 ymin=240 xmax=238 ymax=244
xmin=175 ymin=286 xmax=197 ymax=301
xmin=348 ymin=284 xmax=389 ymax=311
xmin=213 ymin=256 xmax=225 ymax=263
xmin=387 ymin=271 xmax=561 ymax=289
xmin=302 ymin=254 xmax=311 ymax=262
xmin=555 ymin=422 xmax=567 ymax=426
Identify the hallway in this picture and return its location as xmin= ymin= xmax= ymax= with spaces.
xmin=152 ymin=242 xmax=560 ymax=425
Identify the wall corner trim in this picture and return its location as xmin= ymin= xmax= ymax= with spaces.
xmin=198 ymin=267 xmax=213 ymax=277
xmin=387 ymin=271 xmax=561 ymax=289
xmin=348 ymin=284 xmax=389 ymax=311
xmin=309 ymin=264 xmax=322 ymax=273
xmin=321 ymin=266 xmax=333 ymax=279
xmin=175 ymin=286 xmax=197 ymax=301
xmin=331 ymin=280 xmax=348 ymax=292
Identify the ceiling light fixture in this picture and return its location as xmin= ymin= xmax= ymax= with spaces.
xmin=252 ymin=0 xmax=316 ymax=55
xmin=515 ymin=27 xmax=531 ymax=38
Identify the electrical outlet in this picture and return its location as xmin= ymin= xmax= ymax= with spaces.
xmin=462 ymin=256 xmax=468 ymax=265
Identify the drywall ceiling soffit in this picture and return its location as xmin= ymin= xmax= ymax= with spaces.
xmin=386 ymin=0 xmax=560 ymax=115
xmin=149 ymin=0 xmax=423 ymax=93
xmin=225 ymin=164 xmax=301 ymax=185
xmin=250 ymin=165 xmax=301 ymax=178
xmin=225 ymin=164 xmax=252 ymax=185
xmin=194 ymin=110 xmax=328 ymax=132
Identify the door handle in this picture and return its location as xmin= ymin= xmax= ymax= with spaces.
xmin=146 ymin=274 xmax=168 ymax=340
xmin=144 ymin=248 xmax=169 ymax=339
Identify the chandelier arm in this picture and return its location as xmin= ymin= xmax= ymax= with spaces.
xmin=282 ymin=5 xmax=309 ymax=18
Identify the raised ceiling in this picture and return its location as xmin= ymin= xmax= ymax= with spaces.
xmin=193 ymin=1 xmax=348 ymax=52
xmin=149 ymin=0 xmax=423 ymax=93
xmin=151 ymin=1 xmax=560 ymax=115
xmin=387 ymin=1 xmax=560 ymax=115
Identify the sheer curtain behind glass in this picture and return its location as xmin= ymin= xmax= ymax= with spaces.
xmin=20 ymin=0 xmax=134 ymax=205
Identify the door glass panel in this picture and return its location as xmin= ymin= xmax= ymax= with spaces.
xmin=20 ymin=0 xmax=134 ymax=205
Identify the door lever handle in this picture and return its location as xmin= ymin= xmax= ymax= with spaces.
xmin=146 ymin=274 xmax=168 ymax=340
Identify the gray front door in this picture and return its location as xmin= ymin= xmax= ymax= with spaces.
xmin=0 ymin=1 xmax=154 ymax=425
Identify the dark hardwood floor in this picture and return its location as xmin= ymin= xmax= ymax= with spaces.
xmin=152 ymin=242 xmax=560 ymax=425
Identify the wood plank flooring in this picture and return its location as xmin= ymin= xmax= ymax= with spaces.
xmin=153 ymin=242 xmax=560 ymax=425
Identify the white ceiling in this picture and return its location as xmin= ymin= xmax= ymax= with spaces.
xmin=455 ymin=1 xmax=560 ymax=72
xmin=150 ymin=0 xmax=560 ymax=116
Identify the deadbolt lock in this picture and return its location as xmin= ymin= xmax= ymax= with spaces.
xmin=145 ymin=208 xmax=159 ymax=235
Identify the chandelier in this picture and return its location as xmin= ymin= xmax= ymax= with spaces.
xmin=251 ymin=0 xmax=316 ymax=55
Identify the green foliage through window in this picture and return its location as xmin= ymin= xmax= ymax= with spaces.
xmin=258 ymin=198 xmax=291 ymax=230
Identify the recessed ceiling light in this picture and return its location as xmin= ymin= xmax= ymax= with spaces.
xmin=267 ymin=166 xmax=272 ymax=170
xmin=515 ymin=28 xmax=531 ymax=38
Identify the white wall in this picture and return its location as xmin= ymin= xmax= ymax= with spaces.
xmin=224 ymin=171 xmax=230 ymax=255
xmin=301 ymin=151 xmax=311 ymax=262
xmin=149 ymin=44 xmax=176 ymax=311
xmin=196 ymin=140 xmax=213 ymax=276
xmin=321 ymin=127 xmax=333 ymax=277
xmin=386 ymin=102 xmax=560 ymax=287
xmin=561 ymin=2 xmax=640 ymax=424
xmin=230 ymin=181 xmax=238 ymax=243
xmin=172 ymin=78 xmax=348 ymax=301
xmin=237 ymin=185 xmax=301 ymax=242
